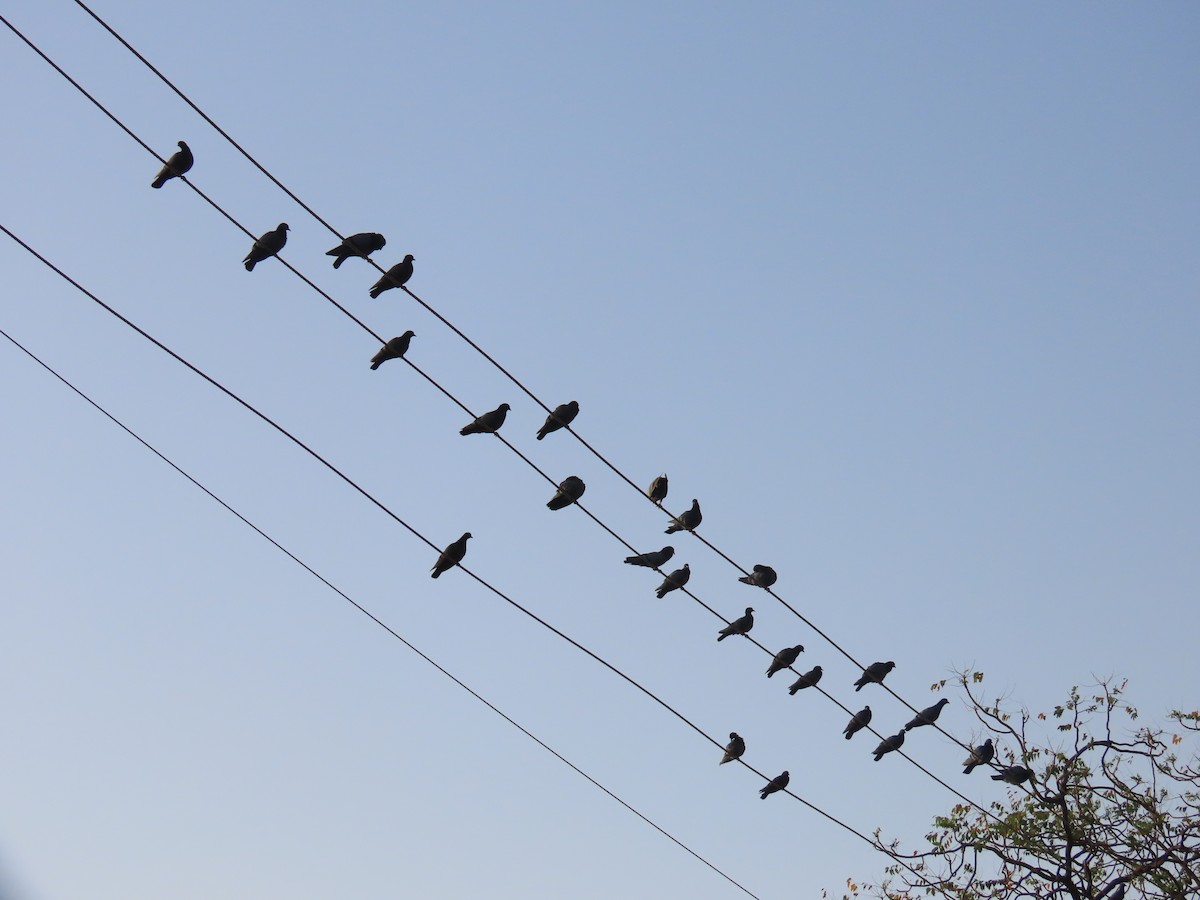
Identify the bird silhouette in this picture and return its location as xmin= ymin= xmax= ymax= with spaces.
xmin=765 ymin=645 xmax=805 ymax=678
xmin=655 ymin=564 xmax=690 ymax=599
xmin=546 ymin=476 xmax=586 ymax=510
xmin=717 ymin=607 xmax=754 ymax=641
xmin=431 ymin=532 xmax=471 ymax=579
xmin=788 ymin=665 xmax=823 ymax=695
xmin=370 ymin=331 xmax=415 ymax=370
xmin=904 ymin=698 xmax=950 ymax=731
xmin=665 ymin=499 xmax=701 ymax=534
xmin=623 ymin=546 xmax=675 ymax=568
xmin=843 ymin=706 xmax=872 ymax=740
xmin=536 ymin=401 xmax=579 ymax=440
xmin=326 ymin=232 xmax=386 ymax=268
xmin=460 ymin=403 xmax=511 ymax=436
xmin=719 ymin=732 xmax=745 ymax=765
xmin=243 ymin=223 xmax=289 ymax=271
xmin=962 ymin=739 xmax=994 ymax=775
xmin=369 ymin=254 xmax=415 ymax=298
xmin=647 ymin=474 xmax=668 ymax=505
xmin=854 ymin=661 xmax=896 ymax=691
xmin=759 ymin=771 xmax=789 ymax=799
xmin=151 ymin=140 xmax=193 ymax=189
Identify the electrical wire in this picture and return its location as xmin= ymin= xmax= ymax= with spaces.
xmin=0 ymin=323 xmax=767 ymax=900
xmin=0 ymin=221 xmax=967 ymax=895
xmin=0 ymin=9 xmax=1006 ymax=819
xmin=61 ymin=0 xmax=983 ymax=759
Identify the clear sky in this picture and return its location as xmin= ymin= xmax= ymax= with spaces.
xmin=2 ymin=3 xmax=1198 ymax=898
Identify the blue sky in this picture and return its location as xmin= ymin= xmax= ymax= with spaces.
xmin=2 ymin=3 xmax=1198 ymax=898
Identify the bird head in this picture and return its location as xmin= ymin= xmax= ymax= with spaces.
xmin=404 ymin=254 xmax=415 ymax=262
xmin=278 ymin=223 xmax=290 ymax=231
xmin=403 ymin=330 xmax=416 ymax=339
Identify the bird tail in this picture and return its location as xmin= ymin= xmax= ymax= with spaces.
xmin=738 ymin=575 xmax=752 ymax=585
xmin=655 ymin=588 xmax=667 ymax=599
xmin=244 ymin=259 xmax=256 ymax=272
xmin=665 ymin=525 xmax=679 ymax=534
xmin=332 ymin=255 xmax=346 ymax=269
xmin=370 ymin=361 xmax=382 ymax=371
xmin=963 ymin=764 xmax=976 ymax=775
xmin=622 ymin=556 xmax=640 ymax=565
xmin=459 ymin=425 xmax=476 ymax=436
xmin=151 ymin=175 xmax=167 ymax=189
xmin=844 ymin=733 xmax=852 ymax=740
xmin=536 ymin=429 xmax=547 ymax=440
xmin=369 ymin=285 xmax=383 ymax=299
xmin=431 ymin=569 xmax=441 ymax=579
xmin=874 ymin=753 xmax=884 ymax=762
xmin=854 ymin=683 xmax=864 ymax=691
xmin=788 ymin=684 xmax=800 ymax=695
xmin=990 ymin=773 xmax=1004 ymax=781
xmin=716 ymin=633 xmax=727 ymax=642
xmin=759 ymin=791 xmax=767 ymax=800
xmin=766 ymin=669 xmax=776 ymax=678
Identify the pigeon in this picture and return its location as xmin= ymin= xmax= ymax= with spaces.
xmin=623 ymin=546 xmax=675 ymax=568
xmin=872 ymin=731 xmax=905 ymax=762
xmin=854 ymin=661 xmax=896 ymax=691
xmin=843 ymin=706 xmax=872 ymax=740
xmin=431 ymin=532 xmax=471 ymax=579
xmin=765 ymin=644 xmax=805 ymax=678
xmin=326 ymin=232 xmax=386 ymax=268
xmin=370 ymin=331 xmax=415 ymax=370
xmin=655 ymin=564 xmax=690 ymax=599
xmin=665 ymin=499 xmax=702 ymax=534
xmin=719 ymin=732 xmax=745 ymax=765
xmin=962 ymin=738 xmax=994 ymax=775
xmin=647 ymin=474 xmax=668 ymax=505
xmin=739 ymin=564 xmax=778 ymax=589
xmin=369 ymin=254 xmax=415 ymax=298
xmin=788 ymin=665 xmax=823 ymax=695
xmin=536 ymin=401 xmax=579 ymax=440
xmin=243 ymin=223 xmax=289 ymax=271
xmin=547 ymin=475 xmax=585 ymax=510
xmin=717 ymin=607 xmax=754 ymax=641
xmin=460 ymin=403 xmax=511 ymax=436
xmin=759 ymin=771 xmax=789 ymax=799
xmin=991 ymin=765 xmax=1034 ymax=785
xmin=904 ymin=698 xmax=950 ymax=732
xmin=151 ymin=140 xmax=193 ymax=189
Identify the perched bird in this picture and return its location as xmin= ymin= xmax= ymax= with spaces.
xmin=243 ymin=223 xmax=289 ymax=271
xmin=536 ymin=401 xmax=579 ymax=440
xmin=719 ymin=732 xmax=745 ymax=765
xmin=655 ymin=564 xmax=690 ymax=599
xmin=759 ymin=770 xmax=789 ymax=799
xmin=647 ymin=474 xmax=668 ymax=505
xmin=904 ymin=698 xmax=950 ymax=732
xmin=962 ymin=738 xmax=995 ymax=775
xmin=739 ymin=564 xmax=778 ymax=589
xmin=992 ymin=765 xmax=1034 ymax=785
xmin=370 ymin=331 xmax=415 ymax=370
xmin=843 ymin=706 xmax=872 ymax=740
xmin=369 ymin=254 xmax=415 ymax=298
xmin=665 ymin=499 xmax=702 ymax=534
xmin=854 ymin=661 xmax=896 ymax=691
xmin=623 ymin=546 xmax=675 ymax=568
xmin=717 ymin=607 xmax=754 ymax=641
xmin=151 ymin=140 xmax=193 ymax=189
xmin=872 ymin=731 xmax=906 ymax=762
xmin=547 ymin=475 xmax=586 ymax=510
xmin=765 ymin=644 xmax=805 ymax=678
xmin=326 ymin=232 xmax=386 ymax=268
xmin=788 ymin=665 xmax=823 ymax=695
xmin=460 ymin=403 xmax=511 ymax=436
xmin=431 ymin=532 xmax=471 ymax=579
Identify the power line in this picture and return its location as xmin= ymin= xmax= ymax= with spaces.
xmin=0 ymin=221 xmax=961 ymax=892
xmin=61 ymin=0 xmax=978 ymax=756
xmin=0 ymin=323 xmax=764 ymax=900
xmin=0 ymin=9 xmax=1005 ymax=814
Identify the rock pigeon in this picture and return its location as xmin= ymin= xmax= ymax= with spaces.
xmin=765 ymin=644 xmax=805 ymax=678
xmin=717 ymin=607 xmax=754 ymax=641
xmin=759 ymin=770 xmax=789 ymax=799
xmin=431 ymin=532 xmax=471 ymax=579
xmin=655 ymin=563 xmax=690 ymax=599
xmin=872 ymin=731 xmax=905 ymax=761
xmin=854 ymin=661 xmax=896 ymax=691
xmin=151 ymin=140 xmax=193 ymax=189
xmin=623 ymin=546 xmax=675 ymax=568
xmin=738 ymin=564 xmax=777 ymax=589
xmin=843 ymin=706 xmax=872 ymax=740
xmin=460 ymin=403 xmax=511 ymax=436
xmin=962 ymin=738 xmax=994 ymax=775
xmin=665 ymin=499 xmax=702 ymax=534
xmin=536 ymin=401 xmax=579 ymax=440
xmin=546 ymin=475 xmax=585 ymax=510
xmin=370 ymin=331 xmax=415 ymax=370
xmin=788 ymin=665 xmax=823 ymax=695
xmin=647 ymin=474 xmax=668 ymax=505
xmin=326 ymin=232 xmax=386 ymax=268
xmin=904 ymin=698 xmax=950 ymax=732
xmin=719 ymin=732 xmax=745 ymax=765
xmin=991 ymin=765 xmax=1033 ymax=785
xmin=243 ymin=223 xmax=289 ymax=271
xmin=369 ymin=254 xmax=415 ymax=298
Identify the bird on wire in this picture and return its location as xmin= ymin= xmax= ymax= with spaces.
xmin=370 ymin=331 xmax=415 ymax=370
xmin=150 ymin=140 xmax=192 ymax=189
xmin=326 ymin=232 xmax=386 ymax=268
xmin=243 ymin=223 xmax=289 ymax=271
xmin=536 ymin=401 xmax=579 ymax=440
xmin=717 ymin=607 xmax=754 ymax=641
xmin=369 ymin=254 xmax=415 ymax=298
xmin=431 ymin=532 xmax=471 ymax=579
xmin=665 ymin=499 xmax=701 ymax=534
xmin=460 ymin=403 xmax=511 ymax=436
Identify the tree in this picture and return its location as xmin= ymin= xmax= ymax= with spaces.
xmin=837 ymin=672 xmax=1200 ymax=900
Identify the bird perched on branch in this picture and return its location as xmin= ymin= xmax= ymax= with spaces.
xmin=151 ymin=140 xmax=193 ymax=189
xmin=655 ymin=564 xmax=690 ymax=599
xmin=536 ymin=401 xmax=579 ymax=440
xmin=665 ymin=499 xmax=701 ymax=534
xmin=766 ymin=645 xmax=805 ymax=678
xmin=460 ymin=403 xmax=510 ymax=436
xmin=992 ymin=765 xmax=1034 ymax=785
xmin=370 ymin=331 xmax=415 ymax=370
xmin=739 ymin=564 xmax=777 ymax=589
xmin=369 ymin=254 xmax=415 ymax=298
xmin=243 ymin=223 xmax=289 ymax=271
xmin=546 ymin=476 xmax=585 ymax=510
xmin=623 ymin=546 xmax=674 ymax=568
xmin=326 ymin=232 xmax=386 ymax=268
xmin=719 ymin=733 xmax=745 ymax=765
xmin=717 ymin=607 xmax=754 ymax=641
xmin=431 ymin=532 xmax=471 ymax=579
xmin=962 ymin=739 xmax=994 ymax=775
xmin=854 ymin=661 xmax=896 ymax=691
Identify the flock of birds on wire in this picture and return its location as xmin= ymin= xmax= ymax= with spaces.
xmin=151 ymin=140 xmax=1035 ymax=799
